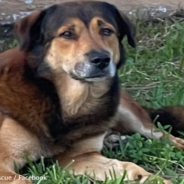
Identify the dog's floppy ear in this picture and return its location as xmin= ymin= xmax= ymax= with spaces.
xmin=117 ymin=11 xmax=136 ymax=47
xmin=14 ymin=10 xmax=45 ymax=51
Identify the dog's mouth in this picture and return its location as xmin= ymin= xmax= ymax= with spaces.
xmin=71 ymin=61 xmax=116 ymax=82
xmin=70 ymin=72 xmax=109 ymax=82
xmin=84 ymin=76 xmax=108 ymax=82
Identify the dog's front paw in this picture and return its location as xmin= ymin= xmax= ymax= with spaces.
xmin=60 ymin=152 xmax=171 ymax=184
xmin=122 ymin=162 xmax=172 ymax=184
xmin=169 ymin=134 xmax=184 ymax=149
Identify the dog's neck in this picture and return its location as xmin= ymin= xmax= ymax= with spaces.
xmin=49 ymin=73 xmax=120 ymax=144
xmin=53 ymin=74 xmax=111 ymax=117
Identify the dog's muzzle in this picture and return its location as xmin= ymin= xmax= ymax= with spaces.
xmin=73 ymin=50 xmax=116 ymax=82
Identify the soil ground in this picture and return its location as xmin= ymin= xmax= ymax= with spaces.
xmin=0 ymin=0 xmax=183 ymax=23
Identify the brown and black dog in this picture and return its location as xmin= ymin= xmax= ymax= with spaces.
xmin=0 ymin=1 xmax=183 ymax=184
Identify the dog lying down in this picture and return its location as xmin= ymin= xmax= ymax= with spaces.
xmin=0 ymin=1 xmax=183 ymax=184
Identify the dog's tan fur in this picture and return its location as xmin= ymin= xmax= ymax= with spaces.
xmin=0 ymin=2 xmax=183 ymax=184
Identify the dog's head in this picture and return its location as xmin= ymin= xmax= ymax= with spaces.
xmin=14 ymin=1 xmax=135 ymax=82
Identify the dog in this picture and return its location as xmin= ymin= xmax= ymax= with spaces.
xmin=0 ymin=1 xmax=183 ymax=184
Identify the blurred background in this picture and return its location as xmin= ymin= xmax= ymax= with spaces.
xmin=0 ymin=0 xmax=183 ymax=52
xmin=0 ymin=0 xmax=183 ymax=25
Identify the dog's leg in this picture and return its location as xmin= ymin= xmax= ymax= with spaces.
xmin=111 ymin=91 xmax=184 ymax=149
xmin=56 ymin=133 xmax=171 ymax=184
xmin=0 ymin=116 xmax=43 ymax=184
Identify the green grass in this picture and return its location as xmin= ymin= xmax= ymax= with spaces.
xmin=120 ymin=18 xmax=184 ymax=108
xmin=2 ymin=15 xmax=184 ymax=184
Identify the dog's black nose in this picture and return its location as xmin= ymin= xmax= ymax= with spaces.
xmin=86 ymin=50 xmax=110 ymax=69
xmin=91 ymin=56 xmax=110 ymax=69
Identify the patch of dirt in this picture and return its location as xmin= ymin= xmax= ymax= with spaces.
xmin=0 ymin=0 xmax=183 ymax=24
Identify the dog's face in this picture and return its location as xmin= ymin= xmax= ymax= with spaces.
xmin=15 ymin=1 xmax=135 ymax=82
xmin=45 ymin=16 xmax=120 ymax=82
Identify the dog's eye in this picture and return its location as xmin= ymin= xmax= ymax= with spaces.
xmin=59 ymin=31 xmax=74 ymax=39
xmin=100 ymin=28 xmax=113 ymax=36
